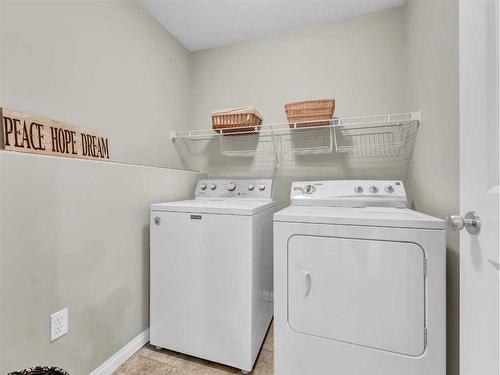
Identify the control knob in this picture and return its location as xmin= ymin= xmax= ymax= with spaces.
xmin=385 ymin=185 xmax=395 ymax=193
xmin=354 ymin=186 xmax=363 ymax=193
xmin=258 ymin=183 xmax=266 ymax=191
xmin=302 ymin=184 xmax=316 ymax=194
xmin=248 ymin=184 xmax=255 ymax=191
xmin=200 ymin=183 xmax=207 ymax=190
xmin=369 ymin=185 xmax=379 ymax=193
xmin=209 ymin=183 xmax=217 ymax=190
xmin=226 ymin=183 xmax=236 ymax=192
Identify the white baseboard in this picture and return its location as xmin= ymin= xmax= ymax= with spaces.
xmin=90 ymin=328 xmax=150 ymax=375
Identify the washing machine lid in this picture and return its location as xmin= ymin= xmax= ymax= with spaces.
xmin=274 ymin=206 xmax=445 ymax=230
xmin=151 ymin=199 xmax=275 ymax=216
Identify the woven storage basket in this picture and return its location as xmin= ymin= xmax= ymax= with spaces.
xmin=285 ymin=99 xmax=335 ymax=128
xmin=211 ymin=106 xmax=263 ymax=135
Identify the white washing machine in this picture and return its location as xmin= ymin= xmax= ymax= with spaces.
xmin=274 ymin=180 xmax=446 ymax=375
xmin=150 ymin=179 xmax=275 ymax=373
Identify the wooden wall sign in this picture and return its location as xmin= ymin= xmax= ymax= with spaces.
xmin=0 ymin=108 xmax=110 ymax=161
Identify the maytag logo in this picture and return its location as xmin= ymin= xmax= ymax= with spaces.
xmin=190 ymin=215 xmax=202 ymax=220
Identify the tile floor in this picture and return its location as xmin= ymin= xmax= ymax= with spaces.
xmin=115 ymin=322 xmax=274 ymax=374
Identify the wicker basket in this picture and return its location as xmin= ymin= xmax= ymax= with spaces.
xmin=211 ymin=106 xmax=263 ymax=135
xmin=284 ymin=99 xmax=335 ymax=128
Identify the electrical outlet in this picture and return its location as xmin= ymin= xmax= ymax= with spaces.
xmin=50 ymin=307 xmax=68 ymax=342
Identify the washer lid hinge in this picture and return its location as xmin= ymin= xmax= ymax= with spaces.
xmin=423 ymin=257 xmax=428 ymax=277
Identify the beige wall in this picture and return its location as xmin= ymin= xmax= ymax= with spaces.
xmin=0 ymin=0 xmax=192 ymax=169
xmin=0 ymin=151 xmax=201 ymax=373
xmin=0 ymin=0 xmax=203 ymax=373
xmin=403 ymin=1 xmax=460 ymax=374
xmin=189 ymin=7 xmax=409 ymax=205
xmin=191 ymin=6 xmax=405 ymax=127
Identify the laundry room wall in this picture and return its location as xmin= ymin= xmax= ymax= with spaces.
xmin=0 ymin=152 xmax=201 ymax=374
xmin=0 ymin=0 xmax=203 ymax=373
xmin=0 ymin=0 xmax=192 ymax=169
xmin=403 ymin=0 xmax=460 ymax=374
xmin=188 ymin=6 xmax=407 ymax=207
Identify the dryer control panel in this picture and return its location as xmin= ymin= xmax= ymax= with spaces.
xmin=195 ymin=179 xmax=273 ymax=200
xmin=290 ymin=180 xmax=407 ymax=208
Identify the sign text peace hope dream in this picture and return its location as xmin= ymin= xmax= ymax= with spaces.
xmin=0 ymin=108 xmax=110 ymax=160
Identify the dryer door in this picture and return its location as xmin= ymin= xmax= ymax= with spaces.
xmin=288 ymin=235 xmax=426 ymax=356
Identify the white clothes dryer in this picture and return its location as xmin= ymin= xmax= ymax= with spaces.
xmin=150 ymin=179 xmax=275 ymax=373
xmin=273 ymin=180 xmax=446 ymax=375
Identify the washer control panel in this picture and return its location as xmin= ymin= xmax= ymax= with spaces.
xmin=195 ymin=179 xmax=273 ymax=199
xmin=291 ymin=180 xmax=407 ymax=208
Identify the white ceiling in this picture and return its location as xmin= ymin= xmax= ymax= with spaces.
xmin=139 ymin=0 xmax=407 ymax=51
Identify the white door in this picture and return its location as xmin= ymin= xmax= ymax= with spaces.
xmin=459 ymin=0 xmax=499 ymax=374
xmin=287 ymin=235 xmax=426 ymax=356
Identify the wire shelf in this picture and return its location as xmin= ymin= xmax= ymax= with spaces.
xmin=219 ymin=133 xmax=274 ymax=156
xmin=170 ymin=111 xmax=420 ymax=156
xmin=280 ymin=127 xmax=333 ymax=154
xmin=332 ymin=112 xmax=418 ymax=152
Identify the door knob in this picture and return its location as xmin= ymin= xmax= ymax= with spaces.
xmin=446 ymin=211 xmax=481 ymax=235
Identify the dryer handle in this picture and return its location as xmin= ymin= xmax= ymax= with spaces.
xmin=303 ymin=271 xmax=312 ymax=297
